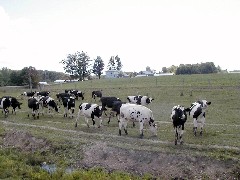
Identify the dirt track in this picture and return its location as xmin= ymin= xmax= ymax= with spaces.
xmin=1 ymin=120 xmax=240 ymax=179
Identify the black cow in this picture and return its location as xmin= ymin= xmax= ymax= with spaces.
xmin=0 ymin=97 xmax=11 ymax=117
xmin=65 ymin=89 xmax=84 ymax=100
xmin=62 ymin=96 xmax=75 ymax=118
xmin=39 ymin=96 xmax=59 ymax=116
xmin=92 ymin=90 xmax=102 ymax=100
xmin=100 ymin=96 xmax=121 ymax=111
xmin=2 ymin=96 xmax=22 ymax=114
xmin=27 ymin=97 xmax=40 ymax=119
xmin=75 ymin=103 xmax=103 ymax=128
xmin=56 ymin=93 xmax=70 ymax=104
xmin=171 ymin=105 xmax=190 ymax=145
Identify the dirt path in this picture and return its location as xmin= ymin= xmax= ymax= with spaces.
xmin=1 ymin=120 xmax=240 ymax=179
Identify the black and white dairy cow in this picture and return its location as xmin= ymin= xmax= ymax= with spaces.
xmin=75 ymin=103 xmax=103 ymax=128
xmin=0 ymin=97 xmax=11 ymax=117
xmin=65 ymin=89 xmax=84 ymax=100
xmin=21 ymin=91 xmax=36 ymax=97
xmin=36 ymin=91 xmax=50 ymax=97
xmin=171 ymin=105 xmax=190 ymax=145
xmin=127 ymin=95 xmax=154 ymax=105
xmin=92 ymin=90 xmax=102 ymax=100
xmin=119 ymin=104 xmax=157 ymax=138
xmin=27 ymin=97 xmax=40 ymax=119
xmin=62 ymin=96 xmax=75 ymax=118
xmin=2 ymin=96 xmax=22 ymax=114
xmin=39 ymin=96 xmax=59 ymax=116
xmin=189 ymin=100 xmax=211 ymax=136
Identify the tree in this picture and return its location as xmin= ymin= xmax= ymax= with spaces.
xmin=19 ymin=66 xmax=39 ymax=89
xmin=115 ymin=55 xmax=122 ymax=70
xmin=0 ymin=67 xmax=11 ymax=86
xmin=162 ymin=67 xmax=167 ymax=73
xmin=9 ymin=70 xmax=22 ymax=86
xmin=92 ymin=56 xmax=105 ymax=79
xmin=60 ymin=51 xmax=92 ymax=81
xmin=107 ymin=55 xmax=122 ymax=71
xmin=107 ymin=56 xmax=115 ymax=70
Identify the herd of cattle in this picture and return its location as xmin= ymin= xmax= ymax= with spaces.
xmin=0 ymin=89 xmax=211 ymax=145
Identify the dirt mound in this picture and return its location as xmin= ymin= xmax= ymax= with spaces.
xmin=79 ymin=142 xmax=236 ymax=179
xmin=3 ymin=130 xmax=50 ymax=152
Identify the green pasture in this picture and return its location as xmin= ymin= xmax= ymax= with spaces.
xmin=1 ymin=73 xmax=240 ymax=147
xmin=0 ymin=73 xmax=239 ymax=179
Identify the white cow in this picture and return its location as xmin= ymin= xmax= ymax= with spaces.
xmin=189 ymin=100 xmax=211 ymax=136
xmin=127 ymin=95 xmax=154 ymax=106
xmin=119 ymin=104 xmax=157 ymax=138
xmin=75 ymin=103 xmax=103 ymax=128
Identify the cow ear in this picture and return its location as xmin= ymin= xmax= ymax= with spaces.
xmin=207 ymin=102 xmax=211 ymax=105
xmin=185 ymin=108 xmax=191 ymax=112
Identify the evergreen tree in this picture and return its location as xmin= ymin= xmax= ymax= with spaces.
xmin=92 ymin=56 xmax=105 ymax=79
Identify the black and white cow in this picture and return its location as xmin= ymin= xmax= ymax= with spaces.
xmin=39 ymin=96 xmax=59 ymax=116
xmin=21 ymin=91 xmax=36 ymax=97
xmin=65 ymin=89 xmax=84 ymax=100
xmin=62 ymin=96 xmax=75 ymax=118
xmin=119 ymin=104 xmax=157 ymax=138
xmin=127 ymin=95 xmax=154 ymax=105
xmin=36 ymin=91 xmax=50 ymax=97
xmin=2 ymin=96 xmax=22 ymax=114
xmin=189 ymin=100 xmax=212 ymax=136
xmin=27 ymin=97 xmax=40 ymax=119
xmin=92 ymin=90 xmax=102 ymax=100
xmin=171 ymin=105 xmax=190 ymax=145
xmin=75 ymin=103 xmax=103 ymax=128
xmin=0 ymin=97 xmax=11 ymax=117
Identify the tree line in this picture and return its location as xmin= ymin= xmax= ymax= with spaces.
xmin=0 ymin=67 xmax=67 ymax=88
xmin=162 ymin=62 xmax=221 ymax=75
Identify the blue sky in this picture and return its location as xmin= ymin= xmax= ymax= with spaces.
xmin=0 ymin=0 xmax=240 ymax=73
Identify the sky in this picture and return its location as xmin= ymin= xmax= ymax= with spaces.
xmin=0 ymin=0 xmax=240 ymax=73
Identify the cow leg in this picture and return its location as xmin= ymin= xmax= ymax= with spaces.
xmin=139 ymin=122 xmax=144 ymax=138
xmin=75 ymin=111 xmax=80 ymax=127
xmin=179 ymin=125 xmax=184 ymax=145
xmin=193 ymin=118 xmax=198 ymax=136
xmin=64 ymin=107 xmax=67 ymax=117
xmin=119 ymin=118 xmax=128 ymax=135
xmin=85 ymin=117 xmax=90 ymax=128
xmin=175 ymin=128 xmax=178 ymax=145
xmin=118 ymin=119 xmax=122 ymax=136
xmin=132 ymin=122 xmax=136 ymax=128
xmin=98 ymin=117 xmax=102 ymax=128
xmin=200 ymin=118 xmax=205 ymax=136
xmin=122 ymin=120 xmax=128 ymax=135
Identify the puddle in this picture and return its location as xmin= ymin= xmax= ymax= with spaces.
xmin=41 ymin=163 xmax=74 ymax=174
xmin=41 ymin=163 xmax=57 ymax=174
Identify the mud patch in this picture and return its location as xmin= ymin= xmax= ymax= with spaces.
xmin=3 ymin=130 xmax=50 ymax=152
xmin=78 ymin=141 xmax=238 ymax=179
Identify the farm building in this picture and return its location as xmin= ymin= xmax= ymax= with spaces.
xmin=105 ymin=70 xmax=120 ymax=78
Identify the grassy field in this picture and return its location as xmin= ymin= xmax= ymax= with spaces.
xmin=0 ymin=73 xmax=240 ymax=179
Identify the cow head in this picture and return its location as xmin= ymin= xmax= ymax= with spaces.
xmin=149 ymin=118 xmax=157 ymax=136
xmin=197 ymin=100 xmax=211 ymax=109
xmin=146 ymin=97 xmax=154 ymax=104
xmin=172 ymin=105 xmax=190 ymax=123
